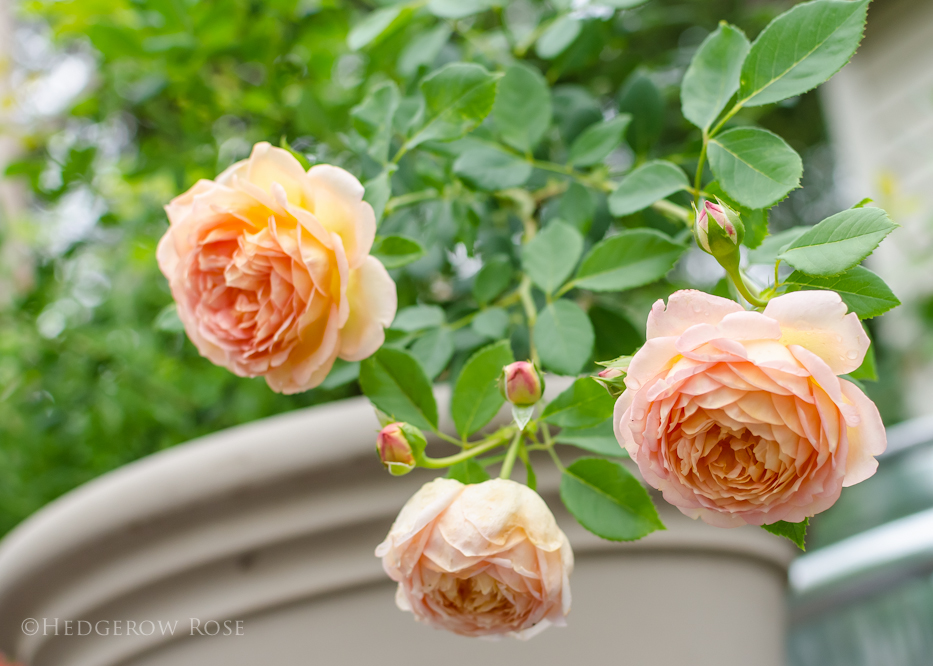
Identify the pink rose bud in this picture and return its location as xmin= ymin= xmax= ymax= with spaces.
xmin=499 ymin=361 xmax=544 ymax=407
xmin=593 ymin=355 xmax=631 ymax=398
xmin=377 ymin=422 xmax=424 ymax=476
xmin=598 ymin=367 xmax=624 ymax=380
xmin=695 ymin=200 xmax=744 ymax=267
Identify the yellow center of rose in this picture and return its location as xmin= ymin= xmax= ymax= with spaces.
xmin=665 ymin=404 xmax=819 ymax=506
xmin=428 ymin=572 xmax=528 ymax=629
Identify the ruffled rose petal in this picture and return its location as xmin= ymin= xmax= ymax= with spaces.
xmin=646 ymin=290 xmax=743 ymax=340
xmin=338 ymin=256 xmax=398 ymax=362
xmin=305 ymin=164 xmax=376 ymax=269
xmin=243 ymin=141 xmax=310 ymax=205
xmin=156 ymin=142 xmax=397 ymax=395
xmin=613 ymin=288 xmax=887 ymax=529
xmin=378 ymin=479 xmax=573 ymax=640
xmin=763 ymin=290 xmax=870 ymax=375
xmin=839 ymin=379 xmax=887 ymax=486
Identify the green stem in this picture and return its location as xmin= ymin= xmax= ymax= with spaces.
xmin=421 ymin=433 xmax=511 ymax=468
xmin=694 ymin=135 xmax=708 ymax=208
xmin=652 ymin=199 xmax=694 ymax=226
xmin=727 ymin=268 xmax=768 ymax=308
xmin=385 ymin=189 xmax=439 ymax=214
xmin=774 ymin=259 xmax=781 ymax=290
xmin=499 ymin=430 xmax=523 ymax=479
xmin=708 ymin=102 xmax=744 ymax=139
xmin=541 ymin=425 xmax=565 ymax=473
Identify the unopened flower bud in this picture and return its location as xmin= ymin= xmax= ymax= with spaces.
xmin=593 ymin=355 xmax=631 ymax=397
xmin=499 ymin=361 xmax=544 ymax=407
xmin=695 ymin=200 xmax=745 ymax=269
xmin=377 ymin=422 xmax=426 ymax=476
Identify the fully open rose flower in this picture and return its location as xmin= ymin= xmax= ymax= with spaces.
xmin=376 ymin=478 xmax=573 ymax=639
xmin=157 ymin=142 xmax=396 ymax=393
xmin=614 ymin=289 xmax=886 ymax=528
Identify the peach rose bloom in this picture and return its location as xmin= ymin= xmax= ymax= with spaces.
xmin=614 ymin=289 xmax=886 ymax=528
xmin=376 ymin=478 xmax=573 ymax=639
xmin=157 ymin=142 xmax=396 ymax=394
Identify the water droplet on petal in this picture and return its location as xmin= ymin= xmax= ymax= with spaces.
xmin=633 ymin=409 xmax=646 ymax=420
xmin=692 ymin=303 xmax=703 ymax=313
xmin=846 ymin=350 xmax=859 ymax=360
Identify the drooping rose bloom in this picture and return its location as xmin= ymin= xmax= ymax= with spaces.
xmin=376 ymin=478 xmax=573 ymax=639
xmin=157 ymin=142 xmax=396 ymax=394
xmin=614 ymin=289 xmax=886 ymax=528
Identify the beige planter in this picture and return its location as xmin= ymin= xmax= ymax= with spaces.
xmin=0 ymin=388 xmax=794 ymax=666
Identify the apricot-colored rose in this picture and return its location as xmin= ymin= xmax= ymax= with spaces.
xmin=157 ymin=142 xmax=396 ymax=394
xmin=376 ymin=478 xmax=573 ymax=639
xmin=614 ymin=289 xmax=886 ymax=527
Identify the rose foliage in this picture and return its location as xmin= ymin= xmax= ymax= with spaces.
xmin=2 ymin=0 xmax=897 ymax=640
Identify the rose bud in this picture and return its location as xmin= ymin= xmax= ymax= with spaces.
xmin=694 ymin=199 xmax=745 ymax=269
xmin=593 ymin=355 xmax=632 ymax=398
xmin=376 ymin=422 xmax=426 ymax=476
xmin=499 ymin=361 xmax=544 ymax=407
xmin=377 ymin=478 xmax=573 ymax=638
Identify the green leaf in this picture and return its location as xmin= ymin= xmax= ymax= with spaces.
xmin=153 ymin=304 xmax=185 ymax=333
xmin=409 ymin=327 xmax=454 ymax=379
xmin=453 ymin=145 xmax=533 ymax=191
xmin=451 ymin=340 xmax=514 ymax=437
xmin=493 ymin=64 xmax=552 ymax=153
xmin=320 ymin=359 xmax=360 ymax=390
xmin=359 ymin=347 xmax=439 ymax=431
xmin=398 ymin=24 xmax=451 ymax=77
xmin=708 ymin=127 xmax=803 ymax=209
xmin=351 ymin=81 xmax=399 ymax=163
xmin=472 ymin=307 xmax=510 ymax=339
xmin=473 ymin=256 xmax=514 ymax=305
xmin=617 ymin=73 xmax=663 ymax=154
xmin=348 ymin=5 xmax=412 ymax=51
xmin=521 ymin=220 xmax=584 ymax=295
xmin=739 ymin=0 xmax=870 ymax=107
xmin=785 ymin=266 xmax=900 ymax=319
xmin=681 ymin=23 xmax=751 ymax=131
xmin=408 ymin=64 xmax=502 ymax=149
xmin=363 ymin=171 xmax=392 ymax=225
xmin=778 ymin=207 xmax=897 ymax=277
xmin=574 ymin=229 xmax=684 ymax=293
xmin=427 ymin=0 xmax=496 ymax=19
xmin=849 ymin=339 xmax=877 ymax=382
xmin=747 ymin=227 xmax=808 ymax=265
xmin=541 ymin=377 xmax=615 ymax=428
xmin=703 ymin=180 xmax=768 ymax=249
xmin=446 ymin=459 xmax=491 ymax=484
xmin=392 ymin=305 xmax=445 ymax=332
xmin=560 ymin=458 xmax=665 ymax=541
xmin=558 ymin=183 xmax=595 ymax=233
xmin=555 ymin=420 xmax=626 ymax=457
xmin=568 ymin=114 xmax=631 ymax=167
xmin=535 ymin=16 xmax=582 ymax=59
xmin=762 ymin=518 xmax=808 ymax=550
xmin=534 ymin=300 xmax=595 ymax=376
xmin=371 ymin=235 xmax=425 ymax=269
xmin=608 ymin=161 xmax=690 ymax=217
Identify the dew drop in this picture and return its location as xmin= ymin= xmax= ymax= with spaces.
xmin=692 ymin=303 xmax=703 ymax=313
xmin=633 ymin=409 xmax=647 ymax=420
xmin=846 ymin=350 xmax=859 ymax=360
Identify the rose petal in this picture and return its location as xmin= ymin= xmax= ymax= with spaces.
xmin=306 ymin=164 xmax=377 ymax=269
xmin=763 ymin=290 xmax=870 ymax=375
xmin=338 ymin=256 xmax=398 ymax=362
xmin=646 ymin=290 xmax=744 ymax=340
xmin=840 ymin=379 xmax=887 ymax=486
